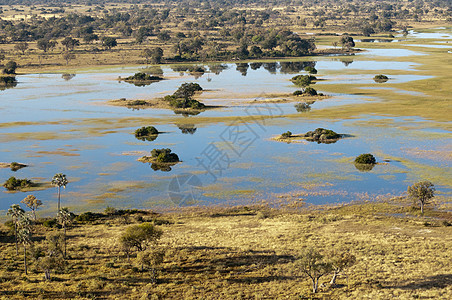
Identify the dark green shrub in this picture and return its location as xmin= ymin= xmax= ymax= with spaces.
xmin=305 ymin=128 xmax=340 ymax=142
xmin=291 ymin=74 xmax=317 ymax=87
xmin=127 ymin=100 xmax=147 ymax=106
xmin=354 ymin=153 xmax=376 ymax=164
xmin=2 ymin=176 xmax=33 ymax=190
xmin=3 ymin=61 xmax=17 ymax=75
xmin=293 ymin=90 xmax=303 ymax=96
xmin=42 ymin=218 xmax=58 ymax=228
xmin=125 ymin=72 xmax=163 ymax=81
xmin=373 ymin=74 xmax=389 ymax=83
xmin=304 ymin=66 xmax=318 ymax=74
xmin=281 ymin=131 xmax=292 ymax=138
xmin=151 ymin=148 xmax=180 ymax=163
xmin=135 ymin=126 xmax=159 ymax=138
xmin=304 ymin=87 xmax=318 ymax=96
xmin=75 ymin=212 xmax=103 ymax=222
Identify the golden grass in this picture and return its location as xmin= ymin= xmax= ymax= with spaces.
xmin=1 ymin=201 xmax=451 ymax=299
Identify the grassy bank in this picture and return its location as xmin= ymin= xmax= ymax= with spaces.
xmin=1 ymin=201 xmax=451 ymax=299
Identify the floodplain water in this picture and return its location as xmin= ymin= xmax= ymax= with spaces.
xmin=1 ymin=31 xmax=451 ymax=214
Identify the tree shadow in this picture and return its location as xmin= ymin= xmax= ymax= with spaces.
xmin=387 ymin=274 xmax=452 ymax=290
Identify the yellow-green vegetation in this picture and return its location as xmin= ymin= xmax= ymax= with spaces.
xmin=1 ymin=201 xmax=451 ymax=299
xmin=275 ymin=128 xmax=342 ymax=144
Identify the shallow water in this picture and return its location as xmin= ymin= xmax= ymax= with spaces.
xmin=1 ymin=39 xmax=451 ymax=215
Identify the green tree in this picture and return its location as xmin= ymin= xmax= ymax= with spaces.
xmin=173 ymin=82 xmax=203 ymax=108
xmin=120 ymin=222 xmax=163 ymax=260
xmin=14 ymin=42 xmax=28 ymax=55
xmin=61 ymin=37 xmax=80 ymax=51
xmin=57 ymin=207 xmax=73 ymax=258
xmin=297 ymin=247 xmax=332 ymax=293
xmin=340 ymin=35 xmax=355 ymax=50
xmin=407 ymin=181 xmax=435 ymax=214
xmin=21 ymin=194 xmax=42 ymax=221
xmin=37 ymin=39 xmax=57 ymax=53
xmin=3 ymin=61 xmax=17 ymax=74
xmin=51 ymin=173 xmax=68 ymax=212
xmin=102 ymin=36 xmax=117 ymax=50
xmin=17 ymin=214 xmax=32 ymax=275
xmin=7 ymin=204 xmax=25 ymax=255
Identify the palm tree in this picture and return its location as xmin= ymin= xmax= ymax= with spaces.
xmin=51 ymin=173 xmax=68 ymax=212
xmin=57 ymin=207 xmax=73 ymax=258
xmin=21 ymin=194 xmax=42 ymax=221
xmin=17 ymin=215 xmax=31 ymax=275
xmin=7 ymin=204 xmax=25 ymax=255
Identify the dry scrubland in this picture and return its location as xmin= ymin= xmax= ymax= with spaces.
xmin=1 ymin=201 xmax=451 ymax=299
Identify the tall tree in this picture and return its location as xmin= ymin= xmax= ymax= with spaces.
xmin=17 ymin=214 xmax=32 ymax=275
xmin=51 ymin=173 xmax=68 ymax=212
xmin=407 ymin=181 xmax=435 ymax=214
xmin=7 ymin=204 xmax=25 ymax=255
xmin=21 ymin=194 xmax=42 ymax=221
xmin=57 ymin=207 xmax=73 ymax=258
xmin=37 ymin=39 xmax=57 ymax=53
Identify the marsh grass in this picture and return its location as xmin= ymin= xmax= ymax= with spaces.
xmin=1 ymin=201 xmax=451 ymax=299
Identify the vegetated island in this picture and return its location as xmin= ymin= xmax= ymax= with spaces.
xmin=108 ymin=83 xmax=218 ymax=114
xmin=138 ymin=148 xmax=180 ymax=172
xmin=274 ymin=128 xmax=344 ymax=144
xmin=118 ymin=72 xmax=164 ymax=86
xmin=354 ymin=153 xmax=379 ymax=172
xmin=2 ymin=176 xmax=51 ymax=192
xmin=0 ymin=162 xmax=27 ymax=171
xmin=134 ymin=126 xmax=159 ymax=142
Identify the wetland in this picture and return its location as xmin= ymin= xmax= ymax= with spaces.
xmin=0 ymin=28 xmax=451 ymax=216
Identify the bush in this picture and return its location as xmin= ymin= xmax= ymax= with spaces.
xmin=135 ymin=126 xmax=159 ymax=138
xmin=281 ymin=131 xmax=292 ymax=138
xmin=304 ymin=87 xmax=318 ymax=96
xmin=304 ymin=66 xmax=318 ymax=74
xmin=150 ymin=148 xmax=180 ymax=163
xmin=293 ymin=90 xmax=303 ymax=96
xmin=75 ymin=212 xmax=103 ymax=222
xmin=354 ymin=153 xmax=376 ymax=164
xmin=3 ymin=61 xmax=17 ymax=75
xmin=42 ymin=218 xmax=58 ymax=228
xmin=291 ymin=74 xmax=317 ymax=87
xmin=125 ymin=72 xmax=163 ymax=81
xmin=2 ymin=176 xmax=33 ymax=190
xmin=305 ymin=128 xmax=340 ymax=142
xmin=127 ymin=100 xmax=147 ymax=106
xmin=373 ymin=74 xmax=389 ymax=83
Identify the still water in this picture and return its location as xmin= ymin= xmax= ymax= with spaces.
xmin=1 ymin=40 xmax=451 ymax=215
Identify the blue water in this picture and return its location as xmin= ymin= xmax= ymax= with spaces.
xmin=1 ymin=53 xmax=451 ymax=216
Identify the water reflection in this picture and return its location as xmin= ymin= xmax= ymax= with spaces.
xmin=208 ymin=64 xmax=229 ymax=75
xmin=340 ymin=59 xmax=354 ymax=67
xmin=135 ymin=134 xmax=158 ymax=142
xmin=235 ymin=63 xmax=249 ymax=76
xmin=0 ymin=76 xmax=17 ymax=90
xmin=61 ymin=73 xmax=76 ymax=81
xmin=177 ymin=124 xmax=197 ymax=134
xmin=354 ymin=163 xmax=375 ymax=172
xmin=150 ymin=163 xmax=173 ymax=172
xmin=294 ymin=102 xmax=312 ymax=112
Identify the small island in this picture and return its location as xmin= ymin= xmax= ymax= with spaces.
xmin=138 ymin=148 xmax=180 ymax=171
xmin=373 ymin=74 xmax=389 ymax=83
xmin=274 ymin=128 xmax=343 ymax=144
xmin=118 ymin=72 xmax=164 ymax=86
xmin=134 ymin=126 xmax=159 ymax=142
xmin=0 ymin=162 xmax=27 ymax=171
xmin=354 ymin=153 xmax=377 ymax=171
xmin=108 ymin=83 xmax=217 ymax=114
